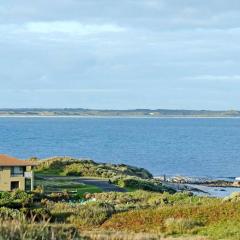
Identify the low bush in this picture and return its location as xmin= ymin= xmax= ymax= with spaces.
xmin=111 ymin=176 xmax=175 ymax=193
xmin=35 ymin=157 xmax=153 ymax=179
xmin=48 ymin=191 xmax=70 ymax=201
xmin=223 ymin=192 xmax=240 ymax=202
xmin=21 ymin=207 xmax=52 ymax=222
xmin=92 ymin=191 xmax=206 ymax=212
xmin=0 ymin=190 xmax=33 ymax=208
xmin=0 ymin=219 xmax=84 ymax=240
xmin=165 ymin=218 xmax=204 ymax=234
xmin=47 ymin=201 xmax=115 ymax=226
xmin=63 ymin=163 xmax=153 ymax=179
xmin=0 ymin=207 xmax=23 ymax=220
xmin=67 ymin=202 xmax=115 ymax=228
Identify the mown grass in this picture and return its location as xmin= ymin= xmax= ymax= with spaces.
xmin=35 ymin=178 xmax=102 ymax=196
xmin=76 ymin=185 xmax=102 ymax=197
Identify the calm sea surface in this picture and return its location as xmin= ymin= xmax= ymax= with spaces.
xmin=0 ymin=117 xmax=240 ymax=178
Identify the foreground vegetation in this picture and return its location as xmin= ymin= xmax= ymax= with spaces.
xmin=0 ymin=157 xmax=239 ymax=239
xmin=1 ymin=189 xmax=240 ymax=239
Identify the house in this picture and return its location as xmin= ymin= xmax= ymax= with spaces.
xmin=0 ymin=154 xmax=36 ymax=191
xmin=233 ymin=177 xmax=240 ymax=187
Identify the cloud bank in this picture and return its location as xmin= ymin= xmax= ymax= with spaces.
xmin=0 ymin=0 xmax=240 ymax=109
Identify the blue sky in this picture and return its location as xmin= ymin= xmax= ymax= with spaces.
xmin=0 ymin=0 xmax=240 ymax=110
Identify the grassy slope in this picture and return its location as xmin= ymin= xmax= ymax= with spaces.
xmin=34 ymin=157 xmax=177 ymax=196
xmin=34 ymin=157 xmax=153 ymax=179
xmin=100 ymin=199 xmax=240 ymax=239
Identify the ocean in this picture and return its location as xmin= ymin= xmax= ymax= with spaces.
xmin=0 ymin=117 xmax=240 ymax=178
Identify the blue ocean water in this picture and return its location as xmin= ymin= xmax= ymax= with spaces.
xmin=0 ymin=117 xmax=240 ymax=178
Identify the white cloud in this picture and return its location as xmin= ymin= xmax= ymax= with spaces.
xmin=0 ymin=89 xmax=127 ymax=93
xmin=0 ymin=21 xmax=126 ymax=41
xmin=22 ymin=21 xmax=126 ymax=35
xmin=185 ymin=75 xmax=240 ymax=81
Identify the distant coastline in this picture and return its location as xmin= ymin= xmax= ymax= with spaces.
xmin=0 ymin=108 xmax=240 ymax=118
xmin=0 ymin=116 xmax=240 ymax=119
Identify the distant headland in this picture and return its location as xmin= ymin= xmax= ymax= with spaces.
xmin=0 ymin=108 xmax=239 ymax=117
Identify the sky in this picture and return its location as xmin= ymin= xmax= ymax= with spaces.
xmin=0 ymin=0 xmax=240 ymax=110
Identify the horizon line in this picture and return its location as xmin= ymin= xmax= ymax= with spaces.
xmin=0 ymin=108 xmax=239 ymax=112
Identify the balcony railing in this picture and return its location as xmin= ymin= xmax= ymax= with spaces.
xmin=11 ymin=171 xmax=33 ymax=178
xmin=11 ymin=173 xmax=24 ymax=177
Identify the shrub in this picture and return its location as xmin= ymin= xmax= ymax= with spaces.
xmin=67 ymin=202 xmax=115 ymax=228
xmin=48 ymin=191 xmax=70 ymax=201
xmin=0 ymin=207 xmax=23 ymax=220
xmin=223 ymin=192 xmax=240 ymax=202
xmin=0 ymin=190 xmax=33 ymax=208
xmin=22 ymin=207 xmax=52 ymax=222
xmin=92 ymin=191 xmax=200 ymax=212
xmin=111 ymin=176 xmax=175 ymax=193
xmin=35 ymin=157 xmax=153 ymax=179
xmin=165 ymin=218 xmax=204 ymax=234
xmin=63 ymin=163 xmax=83 ymax=176
xmin=0 ymin=219 xmax=84 ymax=240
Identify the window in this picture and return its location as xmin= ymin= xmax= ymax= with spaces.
xmin=11 ymin=167 xmax=24 ymax=176
xmin=11 ymin=181 xmax=19 ymax=190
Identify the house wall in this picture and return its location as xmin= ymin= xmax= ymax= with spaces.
xmin=233 ymin=181 xmax=240 ymax=187
xmin=0 ymin=167 xmax=25 ymax=191
xmin=26 ymin=166 xmax=32 ymax=172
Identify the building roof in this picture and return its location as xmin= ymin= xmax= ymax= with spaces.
xmin=0 ymin=154 xmax=37 ymax=167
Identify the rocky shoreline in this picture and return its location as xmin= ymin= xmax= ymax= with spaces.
xmin=155 ymin=175 xmax=240 ymax=197
xmin=155 ymin=175 xmax=238 ymax=187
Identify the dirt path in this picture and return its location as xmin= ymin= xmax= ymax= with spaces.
xmin=75 ymin=178 xmax=125 ymax=192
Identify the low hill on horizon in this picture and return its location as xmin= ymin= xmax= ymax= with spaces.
xmin=0 ymin=108 xmax=239 ymax=117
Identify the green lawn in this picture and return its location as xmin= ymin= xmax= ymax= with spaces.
xmin=35 ymin=178 xmax=102 ymax=196
xmin=76 ymin=185 xmax=102 ymax=197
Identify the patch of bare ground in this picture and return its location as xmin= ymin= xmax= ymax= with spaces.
xmin=83 ymin=231 xmax=208 ymax=240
